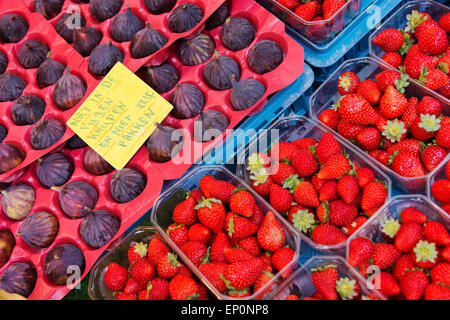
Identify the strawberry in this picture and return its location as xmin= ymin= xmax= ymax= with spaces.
xmin=276 ymin=0 xmax=300 ymax=10
xmin=179 ymin=265 xmax=192 ymax=277
xmin=271 ymin=246 xmax=295 ymax=274
xmin=408 ymin=11 xmax=435 ymax=35
xmin=312 ymin=224 xmax=347 ymax=245
xmin=291 ymin=149 xmax=318 ymax=177
xmin=387 ymin=139 xmax=423 ymax=157
xmin=373 ymin=272 xmax=400 ymax=298
xmin=293 ymin=180 xmax=320 ymax=207
xmin=128 ymin=242 xmax=148 ymax=265
xmin=419 ymin=67 xmax=449 ymax=91
xmin=441 ymin=204 xmax=450 ymax=214
xmin=322 ymin=0 xmax=346 ymax=20
xmin=311 ymin=264 xmax=339 ymax=300
xmin=251 ymin=205 xmax=265 ymax=227
xmin=230 ymin=190 xmax=255 ymax=218
xmin=225 ymin=212 xmax=259 ymax=241
xmin=116 ymin=292 xmax=137 ymax=300
xmin=380 ymin=86 xmax=408 ymax=119
xmin=372 ymin=28 xmax=405 ymax=52
xmin=138 ymin=278 xmax=169 ymax=300
xmin=247 ymin=152 xmax=271 ymax=174
xmin=147 ymin=237 xmax=170 ymax=265
xmin=104 ymin=263 xmax=128 ymax=291
xmin=311 ymin=174 xmax=327 ymax=191
xmin=400 ymin=97 xmax=419 ymax=129
xmin=430 ymin=262 xmax=450 ymax=286
xmin=294 ymin=1 xmax=319 ymax=21
xmin=199 ymin=262 xmax=228 ymax=293
xmin=187 ymin=189 xmax=204 ymax=203
xmin=421 ymin=145 xmax=447 ymax=172
xmin=210 ymin=232 xmax=231 ymax=263
xmin=382 ymin=218 xmax=401 ymax=241
xmin=257 ymin=211 xmax=286 ymax=252
xmin=166 ymin=223 xmax=188 ymax=248
xmin=187 ymin=223 xmax=211 ymax=244
xmin=318 ymin=109 xmax=340 ymax=130
xmin=400 ymin=269 xmax=429 ymax=300
xmin=394 ymin=222 xmax=423 ymax=252
xmin=223 ymin=258 xmax=265 ymax=290
xmin=157 ymin=253 xmax=181 ymax=279
xmin=401 ymin=207 xmax=428 ymax=224
xmin=336 ymin=277 xmax=361 ymax=300
xmin=375 ymin=70 xmax=401 ymax=92
xmin=392 ymin=253 xmax=416 ymax=281
xmin=124 ymin=278 xmax=146 ymax=294
xmin=319 ymin=180 xmax=338 ymax=202
xmin=358 ymin=258 xmax=372 ymax=277
xmin=337 ymin=71 xmax=360 ymax=95
xmin=438 ymin=52 xmax=450 ymax=75
xmin=361 ymin=294 xmax=383 ymax=300
xmin=361 ymin=181 xmax=387 ymax=214
xmin=271 ymin=162 xmax=296 ymax=185
xmin=404 ymin=44 xmax=440 ymax=79
xmin=169 ymin=274 xmax=200 ymax=300
xmin=337 ymin=119 xmax=364 ymax=140
xmin=381 ymin=119 xmax=408 ymax=144
xmin=238 ymin=237 xmax=261 ymax=257
xmin=290 ymin=205 xmax=316 ymax=233
xmin=208 ymin=180 xmax=236 ymax=204
xmin=315 ymin=201 xmax=330 ymax=224
xmin=412 ymin=240 xmax=439 ymax=269
xmin=447 ymin=161 xmax=450 ymax=179
xmin=328 ymin=200 xmax=358 ymax=226
xmin=431 ymin=180 xmax=450 ymax=204
xmin=315 ymin=131 xmax=342 ymax=164
xmin=357 ymin=127 xmax=381 ymax=151
xmin=306 ymin=15 xmax=328 ymax=39
xmin=417 ymin=25 xmax=448 ymax=55
xmin=439 ymin=12 xmax=450 ymax=33
xmin=372 ymin=243 xmax=401 ymax=269
xmin=173 ymin=197 xmax=197 ymax=227
xmin=436 ymin=123 xmax=450 ymax=149
xmin=382 ymin=52 xmax=403 ymax=68
xmin=342 ymin=216 xmax=368 ymax=236
xmin=227 ymin=288 xmax=252 ymax=298
xmin=442 ymin=246 xmax=450 ymax=263
xmin=250 ymin=169 xmax=273 ymax=197
xmin=269 ymin=183 xmax=293 ymax=214
xmin=336 ymin=94 xmax=379 ymax=125
xmin=439 ymin=80 xmax=450 ymax=98
xmin=356 ymin=167 xmax=375 ymax=188
xmin=200 ymin=175 xmax=216 ymax=198
xmin=195 ymin=198 xmax=226 ymax=234
xmin=390 ymin=151 xmax=426 ymax=177
xmin=356 ymin=79 xmax=381 ymax=106
xmin=292 ymin=137 xmax=318 ymax=150
xmin=348 ymin=237 xmax=374 ymax=267
xmin=270 ymin=142 xmax=299 ymax=162
xmin=181 ymin=241 xmax=208 ymax=267
xmin=223 ymin=248 xmax=254 ymax=263
xmin=423 ymin=221 xmax=450 ymax=246
xmin=253 ymin=271 xmax=275 ymax=299
xmin=285 ymin=294 xmax=300 ymax=300
xmin=417 ymin=96 xmax=442 ymax=116
xmin=130 ymin=259 xmax=155 ymax=284
xmin=424 ymin=283 xmax=450 ymax=300
xmin=317 ymin=153 xmax=353 ymax=180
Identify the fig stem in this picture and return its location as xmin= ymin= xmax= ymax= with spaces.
xmin=214 ymin=50 xmax=219 ymax=59
xmin=15 ymin=232 xmax=20 ymax=237
xmin=46 ymin=51 xmax=52 ymax=58
xmin=50 ymin=186 xmax=61 ymax=193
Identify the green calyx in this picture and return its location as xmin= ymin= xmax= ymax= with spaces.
xmin=195 ymin=197 xmax=222 ymax=210
xmin=336 ymin=277 xmax=358 ymax=300
xmin=201 ymin=247 xmax=211 ymax=265
xmin=438 ymin=62 xmax=449 ymax=74
xmin=394 ymin=74 xmax=410 ymax=94
xmin=413 ymin=240 xmax=438 ymax=263
xmin=398 ymin=29 xmax=415 ymax=56
xmin=227 ymin=216 xmax=235 ymax=238
xmin=387 ymin=150 xmax=400 ymax=166
xmin=247 ymin=153 xmax=269 ymax=174
xmin=310 ymin=264 xmax=337 ymax=273
xmin=382 ymin=119 xmax=407 ymax=143
xmin=418 ymin=114 xmax=441 ymax=133
xmin=168 ymin=253 xmax=181 ymax=267
xmin=133 ymin=242 xmax=148 ymax=258
xmin=282 ymin=174 xmax=301 ymax=193
xmin=250 ymin=168 xmax=269 ymax=186
xmin=292 ymin=210 xmax=316 ymax=234
xmin=338 ymin=74 xmax=354 ymax=93
xmin=381 ymin=218 xmax=401 ymax=238
xmin=405 ymin=10 xmax=428 ymax=33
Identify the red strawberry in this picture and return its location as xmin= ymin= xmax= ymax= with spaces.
xmin=373 ymin=28 xmax=405 ymax=52
xmin=400 ymin=97 xmax=419 ymax=129
xmin=361 ymin=181 xmax=387 ymax=214
xmin=238 ymin=237 xmax=261 ymax=257
xmin=337 ymin=175 xmax=359 ymax=205
xmin=200 ymin=175 xmax=216 ymax=198
xmin=187 ymin=223 xmax=211 ymax=244
xmin=277 ymin=0 xmax=300 ymax=10
xmin=356 ymin=167 xmax=375 ymax=188
xmin=208 ymin=180 xmax=236 ymax=204
xmin=404 ymin=44 xmax=440 ymax=79
xmin=322 ymin=0 xmax=346 ymax=20
xmin=392 ymin=253 xmax=416 ymax=281
xmin=436 ymin=123 xmax=450 ymax=149
xmin=315 ymin=132 xmax=342 ymax=164
xmin=225 ymin=212 xmax=259 ymax=241
xmin=199 ymin=262 xmax=228 ymax=293
xmin=128 ymin=242 xmax=148 ymax=265
xmin=390 ymin=151 xmax=426 ymax=177
xmin=253 ymin=271 xmax=275 ymax=299
xmin=271 ymin=246 xmax=295 ymax=275
xmin=157 ymin=253 xmax=181 ymax=279
xmin=387 ymin=139 xmax=423 ymax=158
xmin=294 ymin=1 xmax=319 ymax=21
xmin=138 ymin=278 xmax=170 ymax=300
xmin=356 ymin=79 xmax=381 ymax=106
xmin=372 ymin=243 xmax=401 ymax=269
xmin=178 ymin=265 xmax=192 ymax=277
xmin=269 ymin=183 xmax=293 ymax=214
xmin=380 ymin=86 xmax=408 ymax=119
xmin=147 ymin=237 xmax=170 ymax=265
xmin=251 ymin=205 xmax=265 ymax=227
xmin=417 ymin=25 xmax=448 ymax=55
xmin=195 ymin=198 xmax=226 ymax=234
xmin=337 ymin=94 xmax=378 ymax=126
xmin=439 ymin=12 xmax=450 ymax=33
xmin=372 ymin=272 xmax=400 ymax=298
xmin=400 ymin=207 xmax=427 ymax=225
xmin=417 ymin=96 xmax=442 ymax=116
xmin=421 ymin=145 xmax=447 ymax=172
xmin=169 ymin=274 xmax=200 ymax=300
xmin=319 ymin=180 xmax=338 ymax=202
xmin=181 ymin=241 xmax=208 ymax=267
xmin=318 ymin=109 xmax=340 ymax=130
xmin=187 ymin=189 xmax=204 ymax=203
xmin=311 ymin=265 xmax=339 ymax=300
xmin=423 ymin=220 xmax=450 ymax=246
xmin=413 ymin=14 xmax=437 ymax=38
xmin=285 ymin=294 xmax=300 ymax=300
xmin=116 ymin=292 xmax=137 ymax=300
xmin=104 ymin=263 xmax=128 ymax=291
xmin=124 ymin=278 xmax=146 ymax=294
xmin=312 ymin=224 xmax=347 ymax=245
xmin=230 ymin=190 xmax=255 ymax=218
xmin=290 ymin=205 xmax=316 ymax=233
xmin=431 ymin=180 xmax=450 ymax=204
xmin=224 ymin=248 xmax=254 ymax=263
xmin=292 ymin=137 xmax=318 ymax=150
xmin=291 ymin=149 xmax=318 ymax=177
xmin=270 ymin=142 xmax=299 ymax=162
xmin=210 ymin=232 xmax=231 ymax=263
xmin=271 ymin=162 xmax=296 ymax=185
xmin=342 ymin=216 xmax=368 ymax=236
xmin=311 ymin=174 xmax=327 ymax=191
xmin=348 ymin=237 xmax=374 ymax=267
xmin=424 ymin=283 xmax=450 ymax=300
xmin=130 ymin=259 xmax=155 ymax=284
xmin=438 ymin=52 xmax=450 ymax=75
xmin=430 ymin=262 xmax=450 ymax=286
xmin=223 ymin=258 xmax=265 ymax=290
xmin=419 ymin=67 xmax=449 ymax=91
xmin=336 ymin=277 xmax=361 ymax=300
xmin=293 ymin=181 xmax=320 ymax=207
xmin=329 ymin=200 xmax=358 ymax=226
xmin=375 ymin=70 xmax=401 ymax=92
xmin=166 ymin=223 xmax=189 ymax=248
xmin=317 ymin=153 xmax=353 ymax=180
xmin=394 ymin=222 xmax=423 ymax=252
xmin=382 ymin=52 xmax=403 ymax=68
xmin=412 ymin=240 xmax=439 ymax=269
xmin=400 ymin=269 xmax=429 ymax=300
xmin=315 ymin=201 xmax=330 ymax=224
xmin=173 ymin=197 xmax=197 ymax=227
xmin=250 ymin=170 xmax=273 ymax=198
xmin=257 ymin=211 xmax=286 ymax=252
xmin=337 ymin=119 xmax=364 ymax=140
xmin=337 ymin=71 xmax=360 ymax=95
xmin=227 ymin=288 xmax=252 ymax=298
xmin=357 ymin=127 xmax=381 ymax=151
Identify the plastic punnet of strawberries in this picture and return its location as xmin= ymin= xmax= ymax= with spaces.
xmin=164 ymin=175 xmax=297 ymax=299
xmin=372 ymin=10 xmax=449 ymax=99
xmin=348 ymin=207 xmax=450 ymax=300
xmin=276 ymin=0 xmax=346 ymax=22
xmin=246 ymin=132 xmax=388 ymax=248
xmin=318 ymin=67 xmax=449 ymax=178
xmin=102 ymin=236 xmax=211 ymax=300
xmin=431 ymin=160 xmax=450 ymax=214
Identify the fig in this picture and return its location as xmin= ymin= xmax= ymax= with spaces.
xmin=89 ymin=42 xmax=124 ymax=77
xmin=0 ymin=14 xmax=29 ymax=43
xmin=0 ymin=144 xmax=25 ymax=174
xmin=248 ymin=40 xmax=284 ymax=74
xmin=144 ymin=0 xmax=176 ymax=14
xmin=231 ymin=77 xmax=266 ymax=111
xmin=0 ymin=72 xmax=27 ymax=102
xmin=130 ymin=23 xmax=167 ymax=59
xmin=110 ymin=168 xmax=146 ymax=203
xmin=140 ymin=63 xmax=179 ymax=94
xmin=55 ymin=12 xmax=87 ymax=44
xmin=221 ymin=17 xmax=256 ymax=51
xmin=30 ymin=118 xmax=66 ymax=150
xmin=170 ymin=83 xmax=205 ymax=119
xmin=110 ymin=7 xmax=143 ymax=43
xmin=203 ymin=52 xmax=241 ymax=91
xmin=0 ymin=51 xmax=7 ymax=74
xmin=36 ymin=54 xmax=65 ymax=88
xmin=205 ymin=2 xmax=231 ymax=30
xmin=0 ymin=124 xmax=7 ymax=142
xmin=80 ymin=210 xmax=121 ymax=249
xmin=53 ymin=181 xmax=98 ymax=219
xmin=194 ymin=110 xmax=229 ymax=142
xmin=11 ymin=95 xmax=46 ymax=126
xmin=1 ymin=184 xmax=36 ymax=221
xmin=0 ymin=229 xmax=15 ymax=267
xmin=177 ymin=34 xmax=215 ymax=66
xmin=18 ymin=39 xmax=50 ymax=69
xmin=0 ymin=262 xmax=37 ymax=298
xmin=18 ymin=211 xmax=59 ymax=248
xmin=44 ymin=244 xmax=86 ymax=286
xmin=90 ymin=0 xmax=123 ymax=22
xmin=73 ymin=0 xmax=90 ymax=3
xmin=66 ymin=134 xmax=88 ymax=149
xmin=52 ymin=66 xmax=87 ymax=110
xmin=168 ymin=3 xmax=204 ymax=33
xmin=146 ymin=124 xmax=184 ymax=163
xmin=33 ymin=0 xmax=64 ymax=20
xmin=84 ymin=148 xmax=114 ymax=175
xmin=73 ymin=27 xmax=103 ymax=57
xmin=36 ymin=152 xmax=74 ymax=188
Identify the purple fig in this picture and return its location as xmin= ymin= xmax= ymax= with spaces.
xmin=53 ymin=181 xmax=98 ymax=219
xmin=0 ymin=51 xmax=7 ymax=74
xmin=130 ymin=23 xmax=167 ymax=59
xmin=36 ymin=152 xmax=74 ymax=188
xmin=144 ymin=0 xmax=176 ymax=14
xmin=0 ymin=14 xmax=29 ymax=43
xmin=83 ymin=147 xmax=114 ymax=176
xmin=33 ymin=0 xmax=64 ymax=20
xmin=66 ymin=134 xmax=88 ymax=149
xmin=248 ymin=40 xmax=284 ymax=74
xmin=73 ymin=27 xmax=103 ymax=57
xmin=0 ymin=229 xmax=15 ymax=267
xmin=36 ymin=53 xmax=65 ymax=88
xmin=140 ymin=62 xmax=179 ymax=94
xmin=80 ymin=210 xmax=121 ymax=249
xmin=0 ymin=144 xmax=25 ymax=174
xmin=203 ymin=52 xmax=240 ymax=91
xmin=30 ymin=118 xmax=66 ymax=150
xmin=1 ymin=184 xmax=36 ymax=221
xmin=168 ymin=3 xmax=204 ymax=33
xmin=110 ymin=7 xmax=143 ymax=43
xmin=231 ymin=77 xmax=266 ymax=111
xmin=44 ymin=244 xmax=86 ymax=286
xmin=146 ymin=124 xmax=184 ymax=163
xmin=221 ymin=17 xmax=256 ymax=51
xmin=0 ymin=72 xmax=26 ymax=102
xmin=170 ymin=83 xmax=204 ymax=119
xmin=18 ymin=211 xmax=59 ymax=249
xmin=205 ymin=2 xmax=231 ymax=31
xmin=55 ymin=12 xmax=87 ymax=44
xmin=90 ymin=0 xmax=123 ymax=22
xmin=0 ymin=262 xmax=37 ymax=298
xmin=89 ymin=42 xmax=124 ymax=77
xmin=52 ymin=66 xmax=87 ymax=110
xmin=18 ymin=39 xmax=50 ymax=69
xmin=194 ymin=110 xmax=229 ymax=142
xmin=0 ymin=124 xmax=7 ymax=143
xmin=178 ymin=34 xmax=215 ymax=66
xmin=110 ymin=168 xmax=146 ymax=203
xmin=11 ymin=95 xmax=46 ymax=126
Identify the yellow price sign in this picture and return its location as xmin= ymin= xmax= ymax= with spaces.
xmin=67 ymin=63 xmax=173 ymax=170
